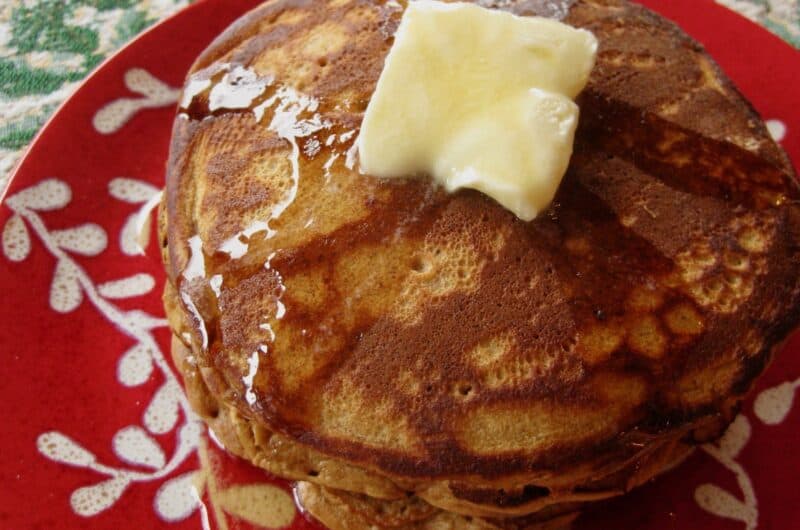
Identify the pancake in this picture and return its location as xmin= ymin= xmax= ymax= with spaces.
xmin=169 ymin=330 xmax=695 ymax=518
xmin=161 ymin=0 xmax=800 ymax=524
xmin=293 ymin=481 xmax=581 ymax=530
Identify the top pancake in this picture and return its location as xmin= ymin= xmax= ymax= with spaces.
xmin=164 ymin=0 xmax=800 ymax=484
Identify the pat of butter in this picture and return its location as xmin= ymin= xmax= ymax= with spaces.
xmin=358 ymin=0 xmax=597 ymax=221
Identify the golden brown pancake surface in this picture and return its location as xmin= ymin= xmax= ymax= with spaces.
xmin=162 ymin=0 xmax=800 ymax=521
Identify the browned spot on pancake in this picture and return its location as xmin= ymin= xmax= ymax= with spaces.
xmin=664 ymin=303 xmax=704 ymax=336
xmin=723 ymin=249 xmax=750 ymax=272
xmin=448 ymin=483 xmax=551 ymax=509
xmin=739 ymin=226 xmax=769 ymax=253
xmin=578 ymin=323 xmax=624 ymax=365
xmin=627 ymin=285 xmax=664 ymax=312
xmin=564 ymin=236 xmax=591 ymax=255
xmin=468 ymin=333 xmax=515 ymax=370
xmin=627 ymin=315 xmax=666 ymax=359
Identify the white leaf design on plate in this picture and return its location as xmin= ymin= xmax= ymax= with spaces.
xmin=99 ymin=273 xmax=156 ymax=299
xmin=144 ymin=381 xmax=180 ymax=434
xmin=51 ymin=223 xmax=108 ymax=256
xmin=93 ymin=100 xmax=144 ymax=135
xmin=217 ymin=483 xmax=297 ymax=528
xmin=108 ymin=178 xmax=160 ymax=204
xmin=117 ymin=343 xmax=154 ymax=387
xmin=754 ymin=381 xmax=796 ymax=425
xmin=125 ymin=68 xmax=177 ymax=101
xmin=154 ymin=471 xmax=200 ymax=522
xmin=178 ymin=420 xmax=204 ymax=445
xmin=716 ymin=415 xmax=751 ymax=458
xmin=695 ymin=483 xmax=751 ymax=523
xmin=93 ymin=70 xmax=179 ymax=134
xmin=8 ymin=179 xmax=71 ymax=211
xmin=120 ymin=212 xmax=144 ymax=255
xmin=2 ymin=214 xmax=31 ymax=262
xmin=50 ymin=260 xmax=83 ymax=313
xmin=117 ymin=189 xmax=162 ymax=255
xmin=36 ymin=432 xmax=96 ymax=467
xmin=71 ymin=476 xmax=129 ymax=517
xmin=121 ymin=309 xmax=168 ymax=331
xmin=112 ymin=426 xmax=166 ymax=469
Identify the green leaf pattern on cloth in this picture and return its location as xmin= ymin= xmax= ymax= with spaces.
xmin=0 ymin=0 xmax=797 ymax=191
xmin=0 ymin=0 xmax=189 ymax=188
xmin=716 ymin=0 xmax=800 ymax=48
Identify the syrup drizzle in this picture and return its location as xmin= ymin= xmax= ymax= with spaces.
xmin=176 ymin=64 xmax=340 ymax=409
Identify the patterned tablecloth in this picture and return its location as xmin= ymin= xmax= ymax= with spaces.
xmin=0 ymin=0 xmax=798 ymax=191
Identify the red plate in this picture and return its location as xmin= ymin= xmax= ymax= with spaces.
xmin=1 ymin=1 xmax=798 ymax=528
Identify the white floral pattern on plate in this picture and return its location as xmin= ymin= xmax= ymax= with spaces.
xmin=3 ymin=171 xmax=203 ymax=521
xmin=93 ymin=69 xmax=181 ymax=135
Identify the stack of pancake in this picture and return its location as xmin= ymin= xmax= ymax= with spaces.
xmin=161 ymin=0 xmax=800 ymax=527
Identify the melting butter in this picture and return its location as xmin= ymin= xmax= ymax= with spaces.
xmin=358 ymin=0 xmax=597 ymax=221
